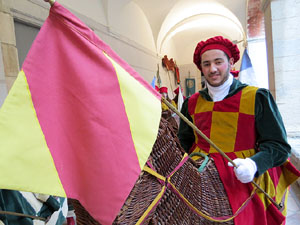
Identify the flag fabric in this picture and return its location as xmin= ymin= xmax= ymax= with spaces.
xmin=151 ymin=76 xmax=156 ymax=89
xmin=0 ymin=2 xmax=161 ymax=225
xmin=177 ymin=85 xmax=184 ymax=112
xmin=156 ymin=64 xmax=161 ymax=87
xmin=238 ymin=48 xmax=258 ymax=86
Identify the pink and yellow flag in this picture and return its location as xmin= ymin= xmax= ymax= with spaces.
xmin=0 ymin=2 xmax=161 ymax=224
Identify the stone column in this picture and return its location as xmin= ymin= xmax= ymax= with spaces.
xmin=0 ymin=0 xmax=19 ymax=106
xmin=261 ymin=0 xmax=276 ymax=98
xmin=262 ymin=0 xmax=300 ymax=184
xmin=270 ymin=0 xmax=300 ymax=152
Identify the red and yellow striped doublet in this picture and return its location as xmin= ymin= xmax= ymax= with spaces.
xmin=188 ymin=86 xmax=300 ymax=225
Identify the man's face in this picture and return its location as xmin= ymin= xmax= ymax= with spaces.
xmin=201 ymin=49 xmax=234 ymax=87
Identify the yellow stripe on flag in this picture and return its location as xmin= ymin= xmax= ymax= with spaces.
xmin=0 ymin=71 xmax=66 ymax=197
xmin=104 ymin=54 xmax=161 ymax=169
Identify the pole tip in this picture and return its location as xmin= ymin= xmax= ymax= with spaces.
xmin=45 ymin=0 xmax=55 ymax=6
xmin=49 ymin=0 xmax=56 ymax=6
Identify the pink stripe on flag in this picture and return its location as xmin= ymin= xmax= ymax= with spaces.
xmin=50 ymin=2 xmax=161 ymax=101
xmin=22 ymin=2 xmax=154 ymax=224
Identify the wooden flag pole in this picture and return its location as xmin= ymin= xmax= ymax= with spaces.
xmin=161 ymin=97 xmax=236 ymax=166
xmin=161 ymin=97 xmax=282 ymax=210
xmin=0 ymin=210 xmax=47 ymax=221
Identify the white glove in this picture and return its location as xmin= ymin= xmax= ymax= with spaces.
xmin=228 ymin=158 xmax=257 ymax=183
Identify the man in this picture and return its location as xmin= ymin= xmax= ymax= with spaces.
xmin=178 ymin=36 xmax=300 ymax=225
xmin=159 ymin=86 xmax=177 ymax=111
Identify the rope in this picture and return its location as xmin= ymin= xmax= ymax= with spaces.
xmin=161 ymin=96 xmax=282 ymax=210
xmin=140 ymin=153 xmax=257 ymax=223
xmin=168 ymin=180 xmax=256 ymax=222
xmin=136 ymin=154 xmax=189 ymax=224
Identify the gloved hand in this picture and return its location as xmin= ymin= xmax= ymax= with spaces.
xmin=228 ymin=158 xmax=257 ymax=183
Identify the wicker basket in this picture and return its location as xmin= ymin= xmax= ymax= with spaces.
xmin=70 ymin=117 xmax=234 ymax=225
xmin=161 ymin=109 xmax=179 ymax=132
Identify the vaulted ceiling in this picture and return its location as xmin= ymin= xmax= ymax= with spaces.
xmin=100 ymin=0 xmax=264 ymax=65
xmin=134 ymin=0 xmax=248 ymax=51
xmin=129 ymin=0 xmax=264 ymax=61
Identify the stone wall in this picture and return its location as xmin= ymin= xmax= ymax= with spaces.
xmin=271 ymin=0 xmax=300 ymax=155
xmin=0 ymin=0 xmax=20 ymax=88
xmin=0 ymin=0 xmax=18 ymax=104
xmin=291 ymin=154 xmax=300 ymax=186
xmin=264 ymin=0 xmax=300 ymax=184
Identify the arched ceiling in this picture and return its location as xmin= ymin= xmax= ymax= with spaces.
xmin=133 ymin=0 xmax=248 ymax=53
xmin=104 ymin=0 xmax=264 ymax=64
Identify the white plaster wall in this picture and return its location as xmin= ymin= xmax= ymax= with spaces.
xmin=105 ymin=34 xmax=159 ymax=84
xmin=178 ymin=63 xmax=201 ymax=96
xmin=156 ymin=0 xmax=244 ymax=52
xmin=93 ymin=0 xmax=159 ymax=84
xmin=179 ymin=37 xmax=213 ymax=67
xmin=159 ymin=38 xmax=179 ymax=97
xmin=107 ymin=1 xmax=156 ymax=53
xmin=55 ymin=0 xmax=107 ymax=25
xmin=174 ymin=39 xmax=196 ymax=66
xmin=160 ymin=38 xmax=178 ymax=62
xmin=10 ymin=0 xmax=105 ymax=26
xmin=271 ymin=0 xmax=300 ymax=152
xmin=160 ymin=34 xmax=204 ymax=98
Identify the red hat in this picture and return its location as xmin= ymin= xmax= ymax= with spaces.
xmin=159 ymin=87 xmax=168 ymax=94
xmin=155 ymin=85 xmax=160 ymax=92
xmin=174 ymin=87 xmax=179 ymax=95
xmin=193 ymin=36 xmax=240 ymax=71
xmin=230 ymin=70 xmax=239 ymax=78
xmin=174 ymin=87 xmax=183 ymax=95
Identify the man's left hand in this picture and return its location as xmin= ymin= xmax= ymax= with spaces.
xmin=228 ymin=158 xmax=257 ymax=183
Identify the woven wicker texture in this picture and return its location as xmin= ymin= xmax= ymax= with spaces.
xmin=70 ymin=117 xmax=234 ymax=225
xmin=161 ymin=109 xmax=178 ymax=132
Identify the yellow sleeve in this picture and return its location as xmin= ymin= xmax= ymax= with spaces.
xmin=171 ymin=100 xmax=177 ymax=109
xmin=161 ymin=102 xmax=169 ymax=111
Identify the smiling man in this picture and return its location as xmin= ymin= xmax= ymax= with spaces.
xmin=177 ymin=36 xmax=300 ymax=225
